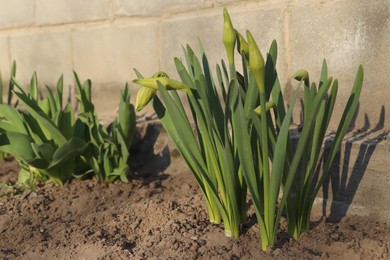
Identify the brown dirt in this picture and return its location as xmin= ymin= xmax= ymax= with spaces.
xmin=0 ymin=124 xmax=389 ymax=259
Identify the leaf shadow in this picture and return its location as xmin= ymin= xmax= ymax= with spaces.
xmin=129 ymin=123 xmax=171 ymax=185
xmin=321 ymin=105 xmax=388 ymax=223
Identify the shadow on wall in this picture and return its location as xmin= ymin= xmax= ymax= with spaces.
xmin=322 ymin=104 xmax=389 ymax=222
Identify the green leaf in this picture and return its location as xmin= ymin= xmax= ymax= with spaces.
xmin=49 ymin=138 xmax=89 ymax=168
xmin=268 ymin=84 xmax=299 ymax=238
xmin=55 ymin=75 xmax=64 ymax=111
xmin=0 ymin=104 xmax=27 ymax=134
xmin=0 ymin=69 xmax=3 ymax=104
xmin=57 ymin=103 xmax=76 ymax=139
xmin=0 ymin=132 xmax=35 ymax=159
xmin=8 ymin=61 xmax=16 ymax=105
xmin=12 ymin=83 xmax=67 ymax=145
xmin=29 ymin=72 xmax=38 ymax=102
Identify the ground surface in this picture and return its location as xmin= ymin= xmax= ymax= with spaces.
xmin=0 ymin=124 xmax=389 ymax=259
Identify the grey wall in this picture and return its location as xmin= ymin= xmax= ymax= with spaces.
xmin=0 ymin=0 xmax=389 ymax=129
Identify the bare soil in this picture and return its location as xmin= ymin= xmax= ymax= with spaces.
xmin=0 ymin=124 xmax=389 ymax=259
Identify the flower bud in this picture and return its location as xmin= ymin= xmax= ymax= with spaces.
xmin=223 ymin=8 xmax=236 ymax=65
xmin=254 ymin=101 xmax=275 ymax=116
xmin=132 ymin=71 xmax=190 ymax=93
xmin=246 ymin=30 xmax=265 ymax=93
xmin=292 ymin=69 xmax=310 ymax=86
xmin=135 ymin=86 xmax=157 ymax=112
xmin=235 ymin=30 xmax=249 ymax=59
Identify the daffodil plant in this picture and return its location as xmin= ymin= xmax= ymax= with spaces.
xmin=134 ymin=46 xmax=248 ymax=238
xmin=135 ymin=7 xmax=363 ymax=251
xmin=286 ymin=61 xmax=363 ymax=240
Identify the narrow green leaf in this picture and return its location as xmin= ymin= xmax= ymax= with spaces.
xmin=12 ymin=89 xmax=67 ymax=145
xmin=8 ymin=61 xmax=16 ymax=105
xmin=29 ymin=72 xmax=39 ymax=102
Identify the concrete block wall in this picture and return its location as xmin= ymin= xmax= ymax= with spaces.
xmin=0 ymin=0 xmax=389 ymax=129
xmin=0 ymin=0 xmax=389 ymax=221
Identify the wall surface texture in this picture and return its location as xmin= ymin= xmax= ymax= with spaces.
xmin=0 ymin=0 xmax=389 ymax=221
xmin=0 ymin=0 xmax=389 ymax=129
xmin=0 ymin=0 xmax=390 ymax=128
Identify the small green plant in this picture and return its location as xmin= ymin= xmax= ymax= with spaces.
xmin=0 ymin=61 xmax=17 ymax=161
xmin=73 ymin=73 xmax=136 ymax=183
xmin=134 ymin=8 xmax=363 ymax=251
xmin=0 ymin=70 xmax=136 ymax=187
xmin=0 ymin=73 xmax=90 ymax=186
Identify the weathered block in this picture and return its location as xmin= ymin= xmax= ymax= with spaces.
xmin=72 ymin=23 xmax=159 ymax=116
xmin=36 ymin=0 xmax=108 ymax=25
xmin=112 ymin=0 xmax=212 ymax=17
xmin=160 ymin=8 xmax=286 ymax=82
xmin=0 ymin=0 xmax=35 ymax=28
xmin=9 ymin=31 xmax=73 ymax=90
xmin=288 ymin=0 xmax=390 ymax=130
xmin=0 ymin=36 xmax=11 ymax=97
xmin=315 ymin=137 xmax=390 ymax=223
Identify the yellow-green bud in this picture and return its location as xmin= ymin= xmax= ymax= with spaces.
xmin=254 ymin=101 xmax=275 ymax=116
xmin=246 ymin=30 xmax=265 ymax=93
xmin=132 ymin=72 xmax=190 ymax=92
xmin=235 ymin=30 xmax=249 ymax=59
xmin=152 ymin=71 xmax=169 ymax=78
xmin=135 ymin=86 xmax=157 ymax=112
xmin=223 ymin=8 xmax=236 ymax=65
xmin=292 ymin=69 xmax=310 ymax=86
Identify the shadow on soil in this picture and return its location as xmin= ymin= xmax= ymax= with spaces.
xmin=322 ymin=105 xmax=389 ymax=222
xmin=129 ymin=123 xmax=171 ymax=185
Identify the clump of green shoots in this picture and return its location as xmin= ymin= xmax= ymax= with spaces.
xmin=133 ymin=43 xmax=248 ymax=238
xmin=0 ymin=61 xmax=17 ymax=161
xmin=0 ymin=68 xmax=136 ymax=188
xmin=134 ymin=7 xmax=363 ymax=251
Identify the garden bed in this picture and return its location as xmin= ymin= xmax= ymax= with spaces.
xmin=0 ymin=124 xmax=389 ymax=259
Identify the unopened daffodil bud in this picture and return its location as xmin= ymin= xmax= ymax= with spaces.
xmin=152 ymin=71 xmax=169 ymax=78
xmin=132 ymin=72 xmax=190 ymax=93
xmin=223 ymin=8 xmax=236 ymax=65
xmin=135 ymin=86 xmax=157 ymax=112
xmin=254 ymin=101 xmax=275 ymax=116
xmin=246 ymin=30 xmax=265 ymax=93
xmin=292 ymin=69 xmax=310 ymax=86
xmin=235 ymin=30 xmax=249 ymax=59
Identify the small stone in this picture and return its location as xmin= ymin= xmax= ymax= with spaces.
xmin=190 ymin=236 xmax=198 ymax=240
xmin=189 ymin=244 xmax=198 ymax=252
xmin=272 ymin=248 xmax=281 ymax=256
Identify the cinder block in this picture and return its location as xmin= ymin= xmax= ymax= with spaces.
xmin=213 ymin=0 xmax=264 ymax=5
xmin=0 ymin=0 xmax=34 ymax=29
xmin=72 ymin=23 xmax=159 ymax=116
xmin=288 ymin=0 xmax=390 ymax=130
xmin=316 ymin=138 xmax=390 ymax=223
xmin=0 ymin=36 xmax=10 ymax=75
xmin=36 ymin=0 xmax=108 ymax=25
xmin=0 ymin=36 xmax=11 ymax=97
xmin=160 ymin=8 xmax=286 ymax=82
xmin=9 ymin=31 xmax=73 ymax=91
xmin=112 ymin=0 xmax=212 ymax=17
